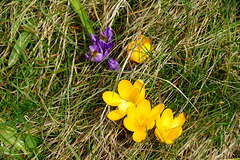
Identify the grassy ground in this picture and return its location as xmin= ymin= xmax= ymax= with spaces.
xmin=0 ymin=0 xmax=239 ymax=159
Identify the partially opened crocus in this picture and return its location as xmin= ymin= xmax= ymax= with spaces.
xmin=102 ymin=79 xmax=145 ymax=121
xmin=86 ymin=27 xmax=113 ymax=62
xmin=127 ymin=35 xmax=154 ymax=63
xmin=124 ymin=100 xmax=164 ymax=142
xmin=108 ymin=58 xmax=120 ymax=71
xmin=155 ymin=108 xmax=186 ymax=144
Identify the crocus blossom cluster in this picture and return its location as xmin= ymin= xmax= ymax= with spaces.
xmin=124 ymin=100 xmax=164 ymax=142
xmin=85 ymin=27 xmax=120 ymax=70
xmin=127 ymin=35 xmax=154 ymax=63
xmin=102 ymin=79 xmax=186 ymax=143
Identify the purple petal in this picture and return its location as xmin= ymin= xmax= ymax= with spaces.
xmin=85 ymin=54 xmax=91 ymax=61
xmin=99 ymin=39 xmax=107 ymax=50
xmin=106 ymin=42 xmax=113 ymax=50
xmin=96 ymin=43 xmax=104 ymax=54
xmin=100 ymin=29 xmax=104 ymax=36
xmin=99 ymin=40 xmax=113 ymax=50
xmin=93 ymin=53 xmax=104 ymax=62
xmin=105 ymin=27 xmax=113 ymax=41
xmin=103 ymin=49 xmax=110 ymax=59
xmin=90 ymin=33 xmax=99 ymax=43
xmin=108 ymin=35 xmax=113 ymax=42
xmin=89 ymin=45 xmax=96 ymax=53
xmin=108 ymin=58 xmax=120 ymax=71
xmin=90 ymin=43 xmax=103 ymax=54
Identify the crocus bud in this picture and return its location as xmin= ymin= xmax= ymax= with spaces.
xmin=127 ymin=35 xmax=153 ymax=63
xmin=108 ymin=58 xmax=120 ymax=71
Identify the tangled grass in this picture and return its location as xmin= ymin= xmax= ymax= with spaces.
xmin=0 ymin=0 xmax=239 ymax=159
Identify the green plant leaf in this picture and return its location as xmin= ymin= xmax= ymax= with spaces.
xmin=71 ymin=0 xmax=95 ymax=35
xmin=8 ymin=31 xmax=32 ymax=67
xmin=0 ymin=118 xmax=28 ymax=154
xmin=25 ymin=134 xmax=36 ymax=150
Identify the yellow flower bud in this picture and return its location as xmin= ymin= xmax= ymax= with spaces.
xmin=127 ymin=35 xmax=153 ymax=63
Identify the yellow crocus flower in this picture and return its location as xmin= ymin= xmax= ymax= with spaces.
xmin=155 ymin=108 xmax=186 ymax=144
xmin=127 ymin=35 xmax=154 ymax=63
xmin=102 ymin=79 xmax=145 ymax=121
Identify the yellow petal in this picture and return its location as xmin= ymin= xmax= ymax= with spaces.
xmin=102 ymin=91 xmax=123 ymax=106
xmin=140 ymin=35 xmax=150 ymax=44
xmin=141 ymin=36 xmax=151 ymax=48
xmin=149 ymin=103 xmax=164 ymax=121
xmin=118 ymin=102 xmax=135 ymax=115
xmin=133 ymin=79 xmax=145 ymax=104
xmin=172 ymin=113 xmax=186 ymax=128
xmin=136 ymin=39 xmax=141 ymax=46
xmin=145 ymin=103 xmax=164 ymax=129
xmin=140 ymin=36 xmax=151 ymax=59
xmin=127 ymin=36 xmax=151 ymax=63
xmin=155 ymin=128 xmax=173 ymax=144
xmin=107 ymin=110 xmax=125 ymax=121
xmin=123 ymin=111 xmax=140 ymax=132
xmin=159 ymin=108 xmax=173 ymax=131
xmin=140 ymin=47 xmax=150 ymax=59
xmin=132 ymin=130 xmax=147 ymax=142
xmin=142 ymin=42 xmax=151 ymax=53
xmin=127 ymin=41 xmax=143 ymax=63
xmin=164 ymin=139 xmax=173 ymax=144
xmin=131 ymin=50 xmax=142 ymax=63
xmin=154 ymin=128 xmax=165 ymax=143
xmin=133 ymin=79 xmax=145 ymax=92
xmin=127 ymin=41 xmax=141 ymax=63
xmin=118 ymin=80 xmax=133 ymax=101
xmin=146 ymin=120 xmax=155 ymax=130
xmin=129 ymin=88 xmax=140 ymax=105
xmin=135 ymin=99 xmax=151 ymax=125
xmin=166 ymin=127 xmax=183 ymax=142
xmin=178 ymin=127 xmax=183 ymax=137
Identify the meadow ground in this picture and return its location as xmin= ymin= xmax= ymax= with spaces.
xmin=0 ymin=0 xmax=240 ymax=159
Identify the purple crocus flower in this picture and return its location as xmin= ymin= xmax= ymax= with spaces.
xmin=86 ymin=27 xmax=113 ymax=62
xmin=99 ymin=27 xmax=113 ymax=50
xmin=108 ymin=58 xmax=120 ymax=71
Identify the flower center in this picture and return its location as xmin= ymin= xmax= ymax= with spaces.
xmin=90 ymin=51 xmax=99 ymax=61
xmin=137 ymin=117 xmax=146 ymax=126
xmin=100 ymin=35 xmax=108 ymax=43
